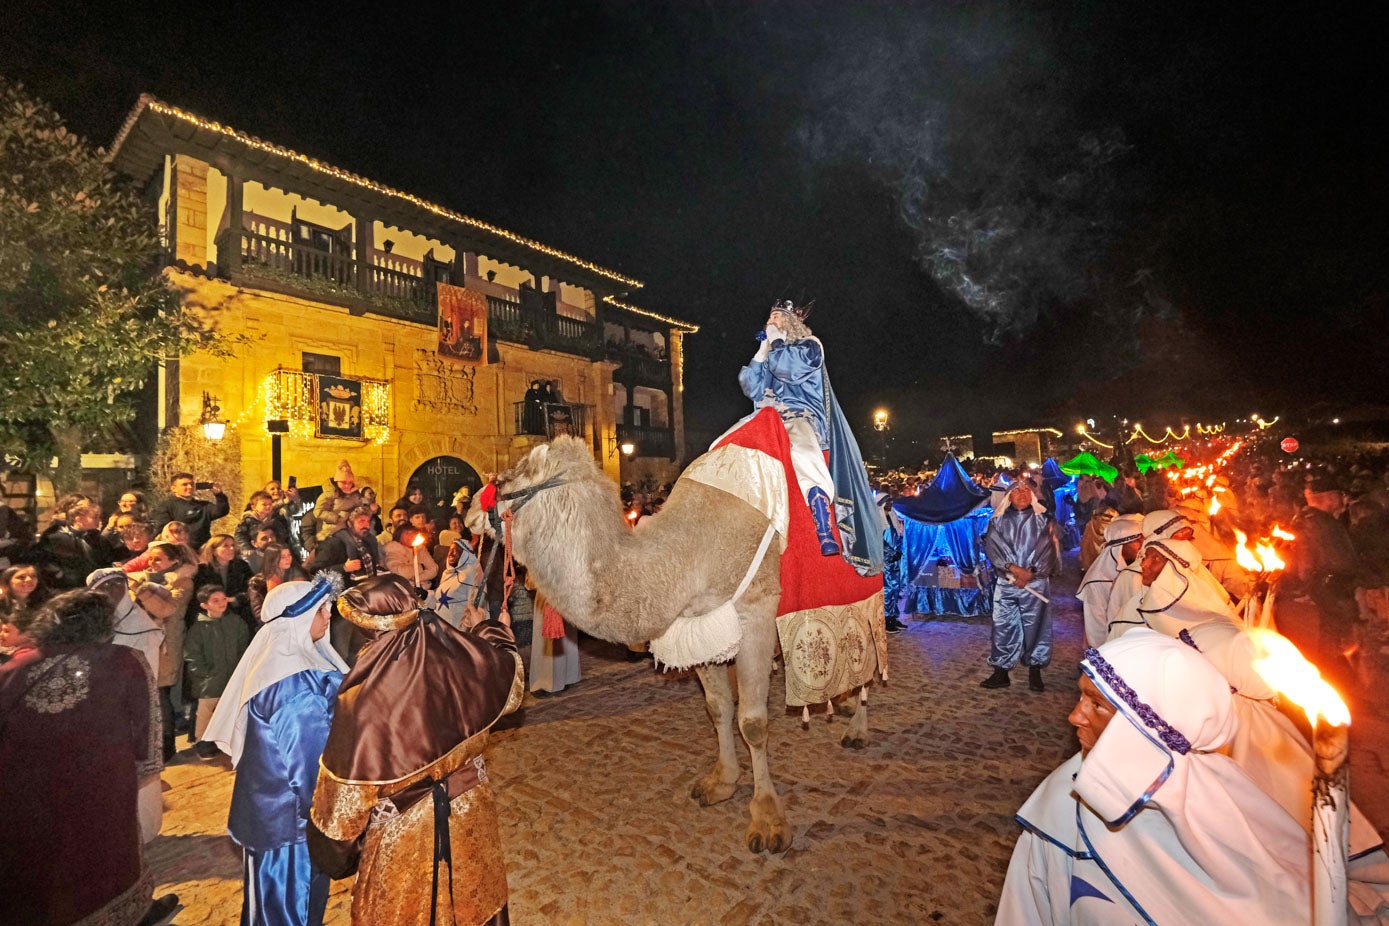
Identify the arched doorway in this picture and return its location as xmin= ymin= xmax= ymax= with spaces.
xmin=407 ymin=455 xmax=483 ymax=515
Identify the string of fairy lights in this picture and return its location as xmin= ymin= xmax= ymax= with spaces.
xmin=222 ymin=369 xmax=393 ymax=446
xmin=1072 ymin=417 xmax=1262 ymax=451
xmin=137 ymin=97 xmax=645 ymax=289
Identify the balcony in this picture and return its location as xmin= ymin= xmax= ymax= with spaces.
xmin=608 ymin=345 xmax=672 ymax=390
xmin=617 ymin=423 xmax=676 ymax=460
xmin=219 ymin=227 xmax=436 ymax=324
xmin=488 ymin=295 xmax=601 ymax=356
xmin=217 ymin=227 xmax=601 ymax=358
xmin=513 ymin=401 xmax=593 ymax=439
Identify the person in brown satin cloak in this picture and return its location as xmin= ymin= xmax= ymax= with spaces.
xmin=307 ymin=574 xmax=524 ymax=926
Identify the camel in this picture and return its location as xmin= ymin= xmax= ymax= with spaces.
xmin=488 ymin=435 xmax=875 ymax=854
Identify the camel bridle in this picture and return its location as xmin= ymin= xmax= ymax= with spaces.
xmin=472 ymin=475 xmax=567 ymax=613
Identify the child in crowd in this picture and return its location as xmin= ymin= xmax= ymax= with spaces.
xmin=184 ymin=584 xmax=251 ymax=759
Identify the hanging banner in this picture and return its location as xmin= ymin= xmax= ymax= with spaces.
xmin=437 ymin=282 xmax=488 ymax=365
xmin=316 ymin=375 xmax=364 ymax=440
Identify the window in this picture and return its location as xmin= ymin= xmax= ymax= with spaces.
xmin=302 ymin=352 xmax=341 ymax=376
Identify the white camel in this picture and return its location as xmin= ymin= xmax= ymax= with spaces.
xmin=488 ymin=436 xmax=876 ymax=853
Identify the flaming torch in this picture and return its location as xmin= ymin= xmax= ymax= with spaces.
xmin=1235 ymin=528 xmax=1292 ymax=628
xmin=1250 ymin=630 xmax=1351 ymax=926
xmin=411 ymin=530 xmax=427 ymax=593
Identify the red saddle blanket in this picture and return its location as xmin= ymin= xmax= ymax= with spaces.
xmin=716 ymin=408 xmax=887 ymax=704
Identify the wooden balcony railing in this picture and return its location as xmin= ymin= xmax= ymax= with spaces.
xmin=222 ymin=228 xmax=434 ymax=323
xmin=617 ymin=424 xmax=676 ymax=460
xmin=607 ymin=346 xmax=672 ymax=390
xmin=487 ymin=296 xmax=600 ymax=356
xmin=513 ymin=401 xmax=592 ymax=439
xmin=218 ymin=229 xmax=599 ymax=357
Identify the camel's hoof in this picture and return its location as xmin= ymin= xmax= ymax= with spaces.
xmin=840 ymin=734 xmax=868 ymax=750
xmin=691 ymin=776 xmax=739 ymax=806
xmin=745 ymin=820 xmax=793 ymax=854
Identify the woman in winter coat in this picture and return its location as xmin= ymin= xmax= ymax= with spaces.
xmin=195 ymin=534 xmax=255 ymax=633
xmin=128 ymin=540 xmax=198 ymax=761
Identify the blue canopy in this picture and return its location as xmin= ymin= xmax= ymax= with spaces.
xmin=1041 ymin=457 xmax=1073 ymax=491
xmin=893 ymin=453 xmax=990 ymax=524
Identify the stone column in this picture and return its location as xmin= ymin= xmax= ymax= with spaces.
xmin=172 ymin=155 xmax=209 ymax=268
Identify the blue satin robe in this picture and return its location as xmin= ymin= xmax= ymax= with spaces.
xmin=739 ymin=337 xmax=885 ymax=575
xmin=229 ymin=669 xmax=343 ymax=926
xmin=984 ymin=508 xmax=1061 ymax=669
xmin=739 ymin=339 xmax=829 ymax=448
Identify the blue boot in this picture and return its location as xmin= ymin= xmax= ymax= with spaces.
xmin=807 ymin=487 xmax=841 ymax=556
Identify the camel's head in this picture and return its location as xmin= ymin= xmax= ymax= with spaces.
xmin=489 ymin=436 xmax=618 ymax=588
xmin=493 ymin=436 xmax=606 ymax=521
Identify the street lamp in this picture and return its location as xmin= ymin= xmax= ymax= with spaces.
xmin=201 ymin=392 xmax=226 ymax=441
xmin=872 ymin=408 xmax=889 ymax=468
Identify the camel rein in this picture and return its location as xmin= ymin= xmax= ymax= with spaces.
xmin=474 ymin=476 xmax=567 ymax=612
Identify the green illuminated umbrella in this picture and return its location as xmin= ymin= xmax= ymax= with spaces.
xmin=1059 ymin=451 xmax=1118 ymax=483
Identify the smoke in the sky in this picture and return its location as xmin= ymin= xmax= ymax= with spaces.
xmin=794 ymin=7 xmax=1167 ymax=347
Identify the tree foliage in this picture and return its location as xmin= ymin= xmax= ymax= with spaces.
xmin=0 ymin=75 xmax=232 ymax=486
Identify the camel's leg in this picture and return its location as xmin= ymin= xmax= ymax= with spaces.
xmin=691 ymin=663 xmax=742 ymax=806
xmin=735 ymin=612 xmax=792 ymax=854
xmin=839 ymin=685 xmax=870 ymax=750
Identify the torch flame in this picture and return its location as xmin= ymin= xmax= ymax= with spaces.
xmin=1234 ymin=529 xmax=1263 ymax=572
xmin=1255 ymin=541 xmax=1286 ymax=572
xmin=1249 ymin=629 xmax=1350 ymax=727
xmin=1271 ymin=525 xmax=1296 ymax=541
xmin=411 ymin=532 xmax=427 ymax=548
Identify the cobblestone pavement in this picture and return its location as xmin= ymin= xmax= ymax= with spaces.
xmin=149 ymin=560 xmax=1389 ymax=925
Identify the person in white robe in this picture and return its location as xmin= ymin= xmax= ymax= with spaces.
xmin=1077 ymin=514 xmax=1143 ymax=647
xmin=1178 ymin=620 xmax=1389 ymax=920
xmin=1108 ymin=537 xmax=1239 ymax=640
xmin=529 ymin=589 xmax=580 ymax=695
xmin=1141 ymin=508 xmax=1238 ymax=603
xmin=425 ymin=538 xmax=480 ymax=628
xmin=997 ymin=629 xmax=1311 ymax=924
xmin=1173 ymin=496 xmax=1252 ymax=600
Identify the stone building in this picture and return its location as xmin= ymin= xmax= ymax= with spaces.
xmin=105 ymin=95 xmax=697 ymax=506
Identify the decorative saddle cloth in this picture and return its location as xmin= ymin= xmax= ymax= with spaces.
xmin=649 ymin=407 xmax=886 ymax=707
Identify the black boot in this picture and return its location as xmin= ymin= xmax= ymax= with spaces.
xmin=139 ymin=894 xmax=179 ymax=926
xmin=980 ymin=667 xmax=1011 ymax=689
xmin=1028 ymin=666 xmax=1045 ymax=692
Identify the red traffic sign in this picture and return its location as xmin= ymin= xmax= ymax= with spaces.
xmin=1281 ymin=437 xmax=1299 ymax=453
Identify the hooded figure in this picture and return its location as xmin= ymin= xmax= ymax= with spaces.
xmin=1127 ymin=538 xmax=1240 ymax=638
xmin=309 ymin=574 xmax=524 ymax=926
xmin=1172 ymin=497 xmax=1252 ymax=599
xmin=1077 ymin=515 xmax=1144 ymax=647
xmin=1176 ymin=621 xmax=1389 ymax=910
xmin=1143 ymin=508 xmax=1244 ymax=603
xmin=997 ymin=629 xmax=1311 ymax=925
xmin=204 ymin=575 xmax=348 ymax=926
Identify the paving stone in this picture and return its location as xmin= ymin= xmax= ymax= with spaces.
xmin=145 ymin=555 xmax=1389 ymax=924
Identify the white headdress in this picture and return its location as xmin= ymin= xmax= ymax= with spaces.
xmin=202 ymin=575 xmax=348 ymax=764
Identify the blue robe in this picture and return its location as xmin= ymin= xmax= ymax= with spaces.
xmin=738 ymin=337 xmax=884 ymax=575
xmin=984 ymin=507 xmax=1061 ymax=669
xmin=229 ymin=669 xmax=342 ymax=926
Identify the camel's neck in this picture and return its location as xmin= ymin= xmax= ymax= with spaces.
xmin=512 ymin=480 xmax=673 ymax=644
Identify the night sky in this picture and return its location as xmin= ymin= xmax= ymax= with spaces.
xmin=4 ymin=3 xmax=1385 ymax=459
